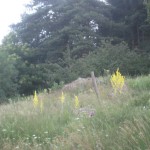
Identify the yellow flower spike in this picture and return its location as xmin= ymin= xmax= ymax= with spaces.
xmin=74 ymin=95 xmax=79 ymax=108
xmin=33 ymin=91 xmax=39 ymax=108
xmin=60 ymin=92 xmax=65 ymax=104
xmin=110 ymin=69 xmax=125 ymax=94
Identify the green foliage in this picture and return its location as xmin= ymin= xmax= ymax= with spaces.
xmin=71 ymin=41 xmax=150 ymax=77
xmin=51 ymin=81 xmax=64 ymax=91
xmin=0 ymin=49 xmax=18 ymax=102
xmin=145 ymin=0 xmax=150 ymax=23
xmin=106 ymin=0 xmax=150 ymax=50
xmin=11 ymin=0 xmax=113 ymax=63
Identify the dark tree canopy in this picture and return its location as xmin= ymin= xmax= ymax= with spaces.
xmin=0 ymin=0 xmax=149 ymax=100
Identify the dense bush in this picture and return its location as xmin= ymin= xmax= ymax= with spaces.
xmin=71 ymin=42 xmax=150 ymax=77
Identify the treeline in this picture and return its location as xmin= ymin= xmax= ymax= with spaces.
xmin=0 ymin=0 xmax=150 ymax=101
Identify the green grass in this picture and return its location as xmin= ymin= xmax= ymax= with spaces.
xmin=127 ymin=75 xmax=150 ymax=91
xmin=0 ymin=75 xmax=150 ymax=149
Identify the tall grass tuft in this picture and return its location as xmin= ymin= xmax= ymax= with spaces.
xmin=128 ymin=75 xmax=150 ymax=91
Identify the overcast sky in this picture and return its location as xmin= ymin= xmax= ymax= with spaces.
xmin=0 ymin=0 xmax=31 ymax=43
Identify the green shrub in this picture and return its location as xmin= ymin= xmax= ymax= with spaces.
xmin=71 ymin=41 xmax=150 ymax=77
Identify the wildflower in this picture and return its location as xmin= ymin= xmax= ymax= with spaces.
xmin=60 ymin=92 xmax=65 ymax=104
xmin=75 ymin=117 xmax=80 ymax=120
xmin=44 ymin=131 xmax=48 ymax=134
xmin=77 ymin=129 xmax=81 ymax=132
xmin=2 ymin=129 xmax=7 ymax=132
xmin=34 ymin=136 xmax=38 ymax=139
xmin=33 ymin=91 xmax=39 ymax=108
xmin=74 ymin=95 xmax=79 ymax=108
xmin=110 ymin=68 xmax=125 ymax=94
xmin=15 ymin=146 xmax=19 ymax=149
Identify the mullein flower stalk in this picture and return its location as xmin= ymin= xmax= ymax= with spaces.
xmin=33 ymin=91 xmax=39 ymax=108
xmin=60 ymin=92 xmax=65 ymax=113
xmin=110 ymin=68 xmax=125 ymax=94
xmin=33 ymin=91 xmax=44 ymax=113
xmin=60 ymin=92 xmax=65 ymax=104
xmin=74 ymin=95 xmax=79 ymax=108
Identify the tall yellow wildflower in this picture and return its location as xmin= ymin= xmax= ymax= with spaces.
xmin=60 ymin=92 xmax=65 ymax=104
xmin=74 ymin=95 xmax=79 ymax=108
xmin=110 ymin=69 xmax=125 ymax=94
xmin=33 ymin=91 xmax=39 ymax=108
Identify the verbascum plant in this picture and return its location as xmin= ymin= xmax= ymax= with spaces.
xmin=74 ymin=95 xmax=79 ymax=108
xmin=110 ymin=68 xmax=125 ymax=94
xmin=33 ymin=91 xmax=39 ymax=108
xmin=60 ymin=92 xmax=65 ymax=104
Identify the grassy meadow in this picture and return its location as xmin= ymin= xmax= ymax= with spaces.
xmin=0 ymin=74 xmax=150 ymax=150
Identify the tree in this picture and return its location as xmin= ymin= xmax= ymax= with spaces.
xmin=0 ymin=47 xmax=18 ymax=102
xmin=9 ymin=0 xmax=116 ymax=89
xmin=2 ymin=32 xmax=54 ymax=95
xmin=106 ymin=0 xmax=150 ymax=49
xmin=144 ymin=0 xmax=150 ymax=22
xmin=11 ymin=0 xmax=113 ymax=62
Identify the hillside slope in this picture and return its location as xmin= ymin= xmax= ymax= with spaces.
xmin=0 ymin=75 xmax=150 ymax=150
